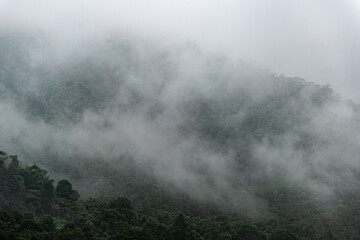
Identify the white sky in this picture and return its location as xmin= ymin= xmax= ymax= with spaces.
xmin=0 ymin=0 xmax=359 ymax=101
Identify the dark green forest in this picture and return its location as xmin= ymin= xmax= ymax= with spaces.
xmin=0 ymin=152 xmax=300 ymax=240
xmin=1 ymin=32 xmax=360 ymax=239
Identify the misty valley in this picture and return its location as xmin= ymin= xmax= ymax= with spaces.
xmin=1 ymin=31 xmax=360 ymax=240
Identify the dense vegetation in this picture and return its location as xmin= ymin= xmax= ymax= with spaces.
xmin=1 ymin=32 xmax=360 ymax=239
xmin=0 ymin=151 xmax=301 ymax=239
xmin=2 ymin=151 xmax=360 ymax=239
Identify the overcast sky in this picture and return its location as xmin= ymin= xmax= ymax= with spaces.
xmin=0 ymin=0 xmax=359 ymax=101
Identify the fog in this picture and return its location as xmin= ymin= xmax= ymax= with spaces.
xmin=0 ymin=0 xmax=360 ymax=217
xmin=1 ymin=0 xmax=359 ymax=100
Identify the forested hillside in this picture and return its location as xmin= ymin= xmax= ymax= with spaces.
xmin=1 ymin=31 xmax=360 ymax=239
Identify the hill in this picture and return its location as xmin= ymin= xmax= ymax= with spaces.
xmin=1 ymin=31 xmax=360 ymax=239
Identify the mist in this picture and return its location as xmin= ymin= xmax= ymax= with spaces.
xmin=0 ymin=0 xmax=360 ymax=218
xmin=1 ymin=0 xmax=359 ymax=100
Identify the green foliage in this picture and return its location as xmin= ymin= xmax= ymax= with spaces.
xmin=2 ymin=153 xmax=359 ymax=239
xmin=55 ymin=224 xmax=86 ymax=240
xmin=108 ymin=226 xmax=157 ymax=240
xmin=233 ymin=224 xmax=264 ymax=240
xmin=39 ymin=215 xmax=56 ymax=232
xmin=269 ymin=227 xmax=299 ymax=240
xmin=55 ymin=180 xmax=73 ymax=199
xmin=9 ymin=155 xmax=19 ymax=169
xmin=55 ymin=180 xmax=80 ymax=202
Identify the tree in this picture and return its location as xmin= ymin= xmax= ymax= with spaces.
xmin=41 ymin=179 xmax=55 ymax=211
xmin=9 ymin=155 xmax=19 ymax=169
xmin=171 ymin=213 xmax=188 ymax=240
xmin=55 ymin=180 xmax=72 ymax=199
xmin=38 ymin=214 xmax=56 ymax=232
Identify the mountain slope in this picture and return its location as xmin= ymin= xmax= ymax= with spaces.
xmin=1 ymin=31 xmax=360 ymax=239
